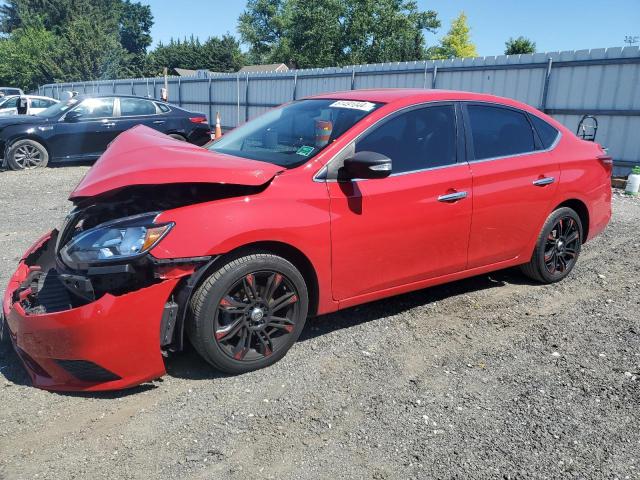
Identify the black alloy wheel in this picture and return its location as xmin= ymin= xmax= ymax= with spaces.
xmin=188 ymin=254 xmax=309 ymax=374
xmin=543 ymin=216 xmax=580 ymax=275
xmin=215 ymin=271 xmax=300 ymax=361
xmin=521 ymin=207 xmax=583 ymax=283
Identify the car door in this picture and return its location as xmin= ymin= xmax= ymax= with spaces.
xmin=48 ymin=97 xmax=119 ymax=160
xmin=462 ymin=103 xmax=560 ymax=268
xmin=326 ymin=103 xmax=472 ymax=301
xmin=116 ymin=97 xmax=167 ymax=133
xmin=0 ymin=97 xmax=18 ymax=116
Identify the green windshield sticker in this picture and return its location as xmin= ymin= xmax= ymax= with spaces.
xmin=296 ymin=145 xmax=315 ymax=157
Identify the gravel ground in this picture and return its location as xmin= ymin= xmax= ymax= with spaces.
xmin=0 ymin=166 xmax=639 ymax=480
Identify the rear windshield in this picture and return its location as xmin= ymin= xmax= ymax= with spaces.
xmin=209 ymin=99 xmax=382 ymax=168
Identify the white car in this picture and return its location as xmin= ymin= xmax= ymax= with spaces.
xmin=0 ymin=95 xmax=59 ymax=116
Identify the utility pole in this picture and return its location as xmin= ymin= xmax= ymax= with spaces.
xmin=624 ymin=35 xmax=639 ymax=46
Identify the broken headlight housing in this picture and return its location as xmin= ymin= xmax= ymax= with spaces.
xmin=60 ymin=213 xmax=173 ymax=267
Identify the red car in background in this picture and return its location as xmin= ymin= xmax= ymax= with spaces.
xmin=1 ymin=89 xmax=611 ymax=391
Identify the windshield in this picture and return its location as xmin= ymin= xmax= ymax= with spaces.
xmin=209 ymin=99 xmax=382 ymax=167
xmin=36 ymin=97 xmax=79 ymax=118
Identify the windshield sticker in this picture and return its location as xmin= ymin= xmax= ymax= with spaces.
xmin=296 ymin=145 xmax=315 ymax=157
xmin=329 ymin=100 xmax=376 ymax=111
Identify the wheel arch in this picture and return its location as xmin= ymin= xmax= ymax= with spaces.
xmin=553 ymin=198 xmax=590 ymax=242
xmin=208 ymin=241 xmax=320 ymax=317
xmin=168 ymin=240 xmax=321 ymax=352
xmin=4 ymin=134 xmax=52 ymax=159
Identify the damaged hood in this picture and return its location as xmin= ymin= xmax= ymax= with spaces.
xmin=70 ymin=125 xmax=284 ymax=200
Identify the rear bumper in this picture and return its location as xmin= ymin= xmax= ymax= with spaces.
xmin=2 ymin=232 xmax=179 ymax=391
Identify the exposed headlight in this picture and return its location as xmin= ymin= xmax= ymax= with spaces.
xmin=60 ymin=213 xmax=173 ymax=267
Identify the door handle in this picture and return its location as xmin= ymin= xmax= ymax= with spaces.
xmin=103 ymin=122 xmax=116 ymax=127
xmin=438 ymin=191 xmax=468 ymax=202
xmin=532 ymin=176 xmax=555 ymax=186
xmin=153 ymin=120 xmax=166 ymax=124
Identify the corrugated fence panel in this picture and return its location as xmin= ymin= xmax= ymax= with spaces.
xmin=36 ymin=46 xmax=640 ymax=172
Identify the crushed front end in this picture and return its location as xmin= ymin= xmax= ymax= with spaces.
xmin=1 ymin=187 xmax=223 ymax=391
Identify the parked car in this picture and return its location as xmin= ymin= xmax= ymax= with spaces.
xmin=0 ymin=95 xmax=59 ymax=116
xmin=1 ymin=89 xmax=612 ymax=391
xmin=0 ymin=87 xmax=24 ymax=97
xmin=0 ymin=94 xmax=211 ymax=170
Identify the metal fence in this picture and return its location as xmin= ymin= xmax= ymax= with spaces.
xmin=38 ymin=46 xmax=640 ymax=175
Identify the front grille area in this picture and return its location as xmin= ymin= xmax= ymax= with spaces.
xmin=36 ymin=269 xmax=72 ymax=313
xmin=55 ymin=360 xmax=121 ymax=383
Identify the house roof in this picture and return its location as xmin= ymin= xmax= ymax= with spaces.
xmin=238 ymin=63 xmax=289 ymax=73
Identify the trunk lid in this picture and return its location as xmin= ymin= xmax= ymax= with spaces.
xmin=70 ymin=125 xmax=284 ymax=200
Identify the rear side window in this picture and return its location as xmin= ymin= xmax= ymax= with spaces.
xmin=529 ymin=114 xmax=559 ymax=149
xmin=31 ymin=98 xmax=55 ymax=108
xmin=120 ymin=98 xmax=157 ymax=116
xmin=156 ymin=102 xmax=170 ymax=113
xmin=355 ymin=104 xmax=457 ymax=173
xmin=467 ymin=105 xmax=535 ymax=160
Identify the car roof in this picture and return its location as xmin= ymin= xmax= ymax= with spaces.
xmin=307 ymin=88 xmax=538 ymax=112
xmin=73 ymin=94 xmax=159 ymax=100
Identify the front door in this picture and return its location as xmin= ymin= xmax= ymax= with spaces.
xmin=49 ymin=97 xmax=119 ymax=160
xmin=327 ymin=103 xmax=473 ymax=301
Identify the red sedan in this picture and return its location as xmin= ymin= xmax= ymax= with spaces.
xmin=1 ymin=89 xmax=611 ymax=391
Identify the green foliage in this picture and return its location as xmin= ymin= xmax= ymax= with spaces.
xmin=0 ymin=0 xmax=152 ymax=88
xmin=239 ymin=0 xmax=440 ymax=68
xmin=429 ymin=11 xmax=477 ymax=60
xmin=505 ymin=36 xmax=536 ymax=55
xmin=0 ymin=24 xmax=64 ymax=90
xmin=145 ymin=35 xmax=245 ymax=75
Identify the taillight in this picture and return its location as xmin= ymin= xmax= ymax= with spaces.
xmin=597 ymin=154 xmax=613 ymax=166
xmin=597 ymin=154 xmax=613 ymax=176
xmin=189 ymin=117 xmax=207 ymax=124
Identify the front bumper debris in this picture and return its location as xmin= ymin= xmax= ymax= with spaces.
xmin=2 ymin=231 xmax=181 ymax=391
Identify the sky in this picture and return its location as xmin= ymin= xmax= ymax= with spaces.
xmin=140 ymin=0 xmax=640 ymax=57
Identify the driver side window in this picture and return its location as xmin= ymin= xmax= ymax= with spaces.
xmin=73 ymin=98 xmax=115 ymax=119
xmin=355 ymin=104 xmax=457 ymax=174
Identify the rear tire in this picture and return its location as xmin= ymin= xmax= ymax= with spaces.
xmin=187 ymin=253 xmax=308 ymax=375
xmin=521 ymin=207 xmax=583 ymax=283
xmin=168 ymin=133 xmax=187 ymax=142
xmin=6 ymin=139 xmax=49 ymax=170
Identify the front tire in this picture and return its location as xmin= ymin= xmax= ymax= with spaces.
xmin=521 ymin=207 xmax=583 ymax=283
xmin=187 ymin=253 xmax=309 ymax=375
xmin=6 ymin=139 xmax=49 ymax=170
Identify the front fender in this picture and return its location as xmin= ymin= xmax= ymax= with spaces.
xmin=151 ymin=175 xmax=334 ymax=313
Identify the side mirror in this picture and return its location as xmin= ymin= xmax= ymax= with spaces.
xmin=342 ymin=151 xmax=392 ymax=180
xmin=64 ymin=110 xmax=82 ymax=122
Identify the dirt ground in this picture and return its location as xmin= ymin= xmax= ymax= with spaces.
xmin=0 ymin=166 xmax=638 ymax=480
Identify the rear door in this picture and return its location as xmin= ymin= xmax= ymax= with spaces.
xmin=327 ymin=103 xmax=473 ymax=301
xmin=116 ymin=97 xmax=168 ymax=133
xmin=462 ymin=103 xmax=560 ymax=268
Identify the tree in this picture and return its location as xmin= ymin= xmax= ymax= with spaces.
xmin=146 ymin=35 xmax=245 ymax=75
xmin=505 ymin=36 xmax=536 ymax=55
xmin=0 ymin=0 xmax=153 ymax=83
xmin=342 ymin=0 xmax=440 ymax=65
xmin=0 ymin=24 xmax=64 ymax=90
xmin=238 ymin=0 xmax=441 ymax=68
xmin=430 ymin=11 xmax=477 ymax=60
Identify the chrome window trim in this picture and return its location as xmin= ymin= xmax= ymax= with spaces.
xmin=58 ymin=97 xmax=117 ymax=122
xmin=117 ymin=98 xmax=169 ymax=118
xmin=462 ymin=101 xmax=562 ymax=164
xmin=313 ymin=100 xmax=458 ymax=183
xmin=465 ymin=130 xmax=562 ymax=165
xmin=313 ymin=99 xmax=562 ymax=183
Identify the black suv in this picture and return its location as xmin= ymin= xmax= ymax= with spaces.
xmin=0 ymin=94 xmax=212 ymax=170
